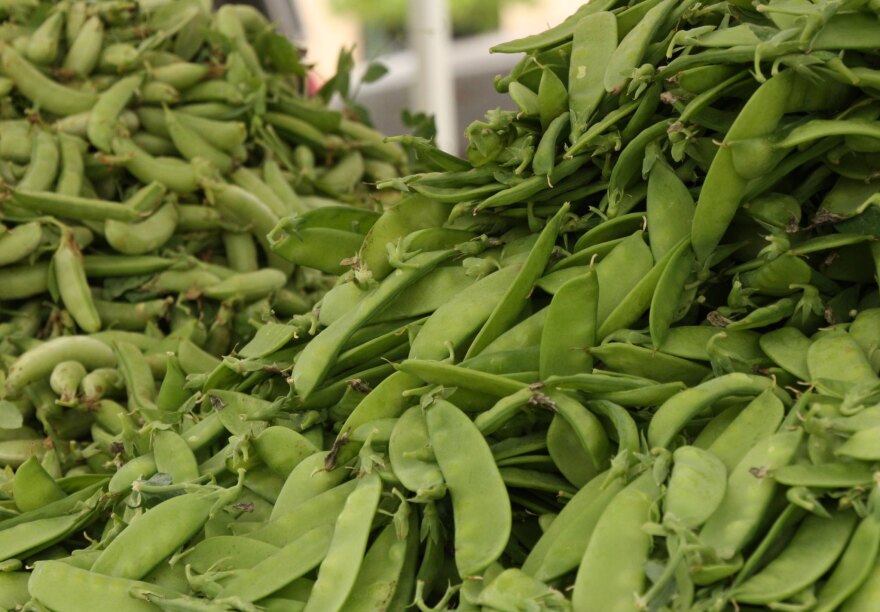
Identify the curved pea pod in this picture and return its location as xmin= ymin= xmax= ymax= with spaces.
xmin=254 ymin=426 xmax=319 ymax=479
xmin=733 ymin=510 xmax=857 ymax=605
xmin=707 ymin=390 xmax=785 ymax=471
xmin=105 ymin=202 xmax=178 ymax=255
xmin=835 ymin=427 xmax=880 ymax=461
xmin=164 ymin=107 xmax=233 ymax=174
xmin=426 ymin=398 xmax=511 ymax=577
xmin=807 ymin=330 xmax=878 ymax=395
xmin=17 ymin=129 xmax=59 ymax=192
xmin=759 ymin=327 xmax=811 ymax=381
xmin=269 ymin=221 xmax=365 ymax=275
xmin=13 ymin=456 xmax=66 ymax=513
xmin=477 ymin=568 xmax=570 ymax=610
xmin=215 ymin=525 xmax=332 ymax=604
xmin=700 ymin=430 xmax=803 ymax=561
xmin=851 ymin=309 xmax=880 ymax=373
xmin=316 ymin=151 xmax=365 ymax=195
xmin=691 ymin=71 xmax=794 ymax=262
xmin=389 ymin=406 xmax=446 ymax=500
xmin=25 ymin=10 xmax=63 ymax=64
xmin=304 ymin=473 xmax=383 ymax=612
xmin=648 ymin=373 xmax=776 ymax=449
xmin=539 ymin=269 xmax=597 ymax=378
xmin=6 ymin=336 xmax=115 ymax=394
xmin=532 ymin=111 xmax=569 ymax=176
xmin=271 ymin=451 xmax=351 ymax=521
xmin=87 ymin=74 xmax=143 ymax=153
xmin=92 ymin=490 xmax=223 ymax=579
xmin=358 ymin=195 xmax=451 ymax=280
xmin=49 ymin=360 xmax=87 ymax=405
xmin=590 ymin=343 xmax=710 ymax=387
xmin=0 ymin=43 xmax=97 ymax=116
xmin=546 ymin=390 xmax=610 ymax=472
xmin=0 ymin=221 xmax=41 ymax=266
xmin=665 ymin=446 xmax=727 ymax=529
xmin=594 ymin=231 xmax=654 ymax=326
xmin=573 ymin=471 xmax=661 ymax=611
xmin=490 ymin=0 xmax=615 ymax=53
xmin=523 ymin=470 xmax=624 ymax=581
xmin=738 ymin=255 xmax=813 ymax=297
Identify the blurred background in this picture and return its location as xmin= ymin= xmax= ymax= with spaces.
xmin=216 ymin=0 xmax=585 ymax=154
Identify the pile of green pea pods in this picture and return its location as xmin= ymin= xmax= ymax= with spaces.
xmin=4 ymin=0 xmax=880 ymax=610
xmin=0 ymin=0 xmax=406 ymax=359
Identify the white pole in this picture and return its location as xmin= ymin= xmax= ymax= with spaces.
xmin=408 ymin=0 xmax=458 ymax=154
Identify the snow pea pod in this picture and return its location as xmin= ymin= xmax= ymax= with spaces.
xmin=0 ymin=43 xmax=97 ymax=115
xmin=426 ymin=398 xmax=511 ymax=577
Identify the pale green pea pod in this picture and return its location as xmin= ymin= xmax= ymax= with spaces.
xmin=201 ymin=268 xmax=287 ymax=302
xmin=164 ymin=106 xmax=233 ymax=173
xmin=112 ymin=137 xmax=199 ymax=194
xmin=140 ymin=80 xmax=180 ymax=105
xmin=706 ymin=390 xmax=785 ymax=471
xmin=0 ymin=221 xmax=41 ymax=266
xmin=53 ymin=228 xmax=102 ymax=334
xmin=25 ymin=10 xmax=63 ymax=65
xmin=56 ymin=133 xmax=86 ymax=197
xmin=56 ymin=110 xmax=140 ymax=139
xmin=665 ymin=446 xmax=727 ymax=529
xmin=0 ymin=120 xmax=31 ymax=162
xmin=232 ymin=167 xmax=289 ymax=218
xmin=87 ymin=74 xmax=144 ymax=153
xmin=62 ymin=15 xmax=103 ymax=77
xmin=152 ymin=429 xmax=199 ymax=484
xmin=148 ymin=61 xmax=210 ymax=90
xmin=13 ymin=456 xmax=66 ymax=513
xmin=49 ymin=360 xmax=87 ymax=405
xmin=105 ymin=202 xmax=179 ymax=255
xmin=80 ymin=369 xmax=123 ymax=403
xmin=17 ymin=130 xmax=59 ymax=192
xmin=270 ymin=451 xmax=351 ymax=521
xmin=807 ymin=329 xmax=878 ymax=396
xmin=0 ymin=43 xmax=96 ymax=116
xmin=5 ymin=336 xmax=116 ymax=394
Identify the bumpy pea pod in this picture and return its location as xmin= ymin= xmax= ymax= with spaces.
xmin=53 ymin=228 xmax=101 ymax=333
xmin=426 ymin=398 xmax=512 ymax=577
xmin=56 ymin=133 xmax=85 ymax=197
xmin=389 ymin=406 xmax=446 ymax=500
xmin=63 ymin=15 xmax=103 ymax=77
xmin=304 ymin=473 xmax=383 ymax=612
xmin=573 ymin=471 xmax=661 ymax=611
xmin=165 ymin=106 xmax=233 ymax=174
xmin=105 ymin=202 xmax=178 ymax=255
xmin=467 ymin=204 xmax=568 ymax=359
xmin=0 ymin=43 xmax=97 ymax=115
